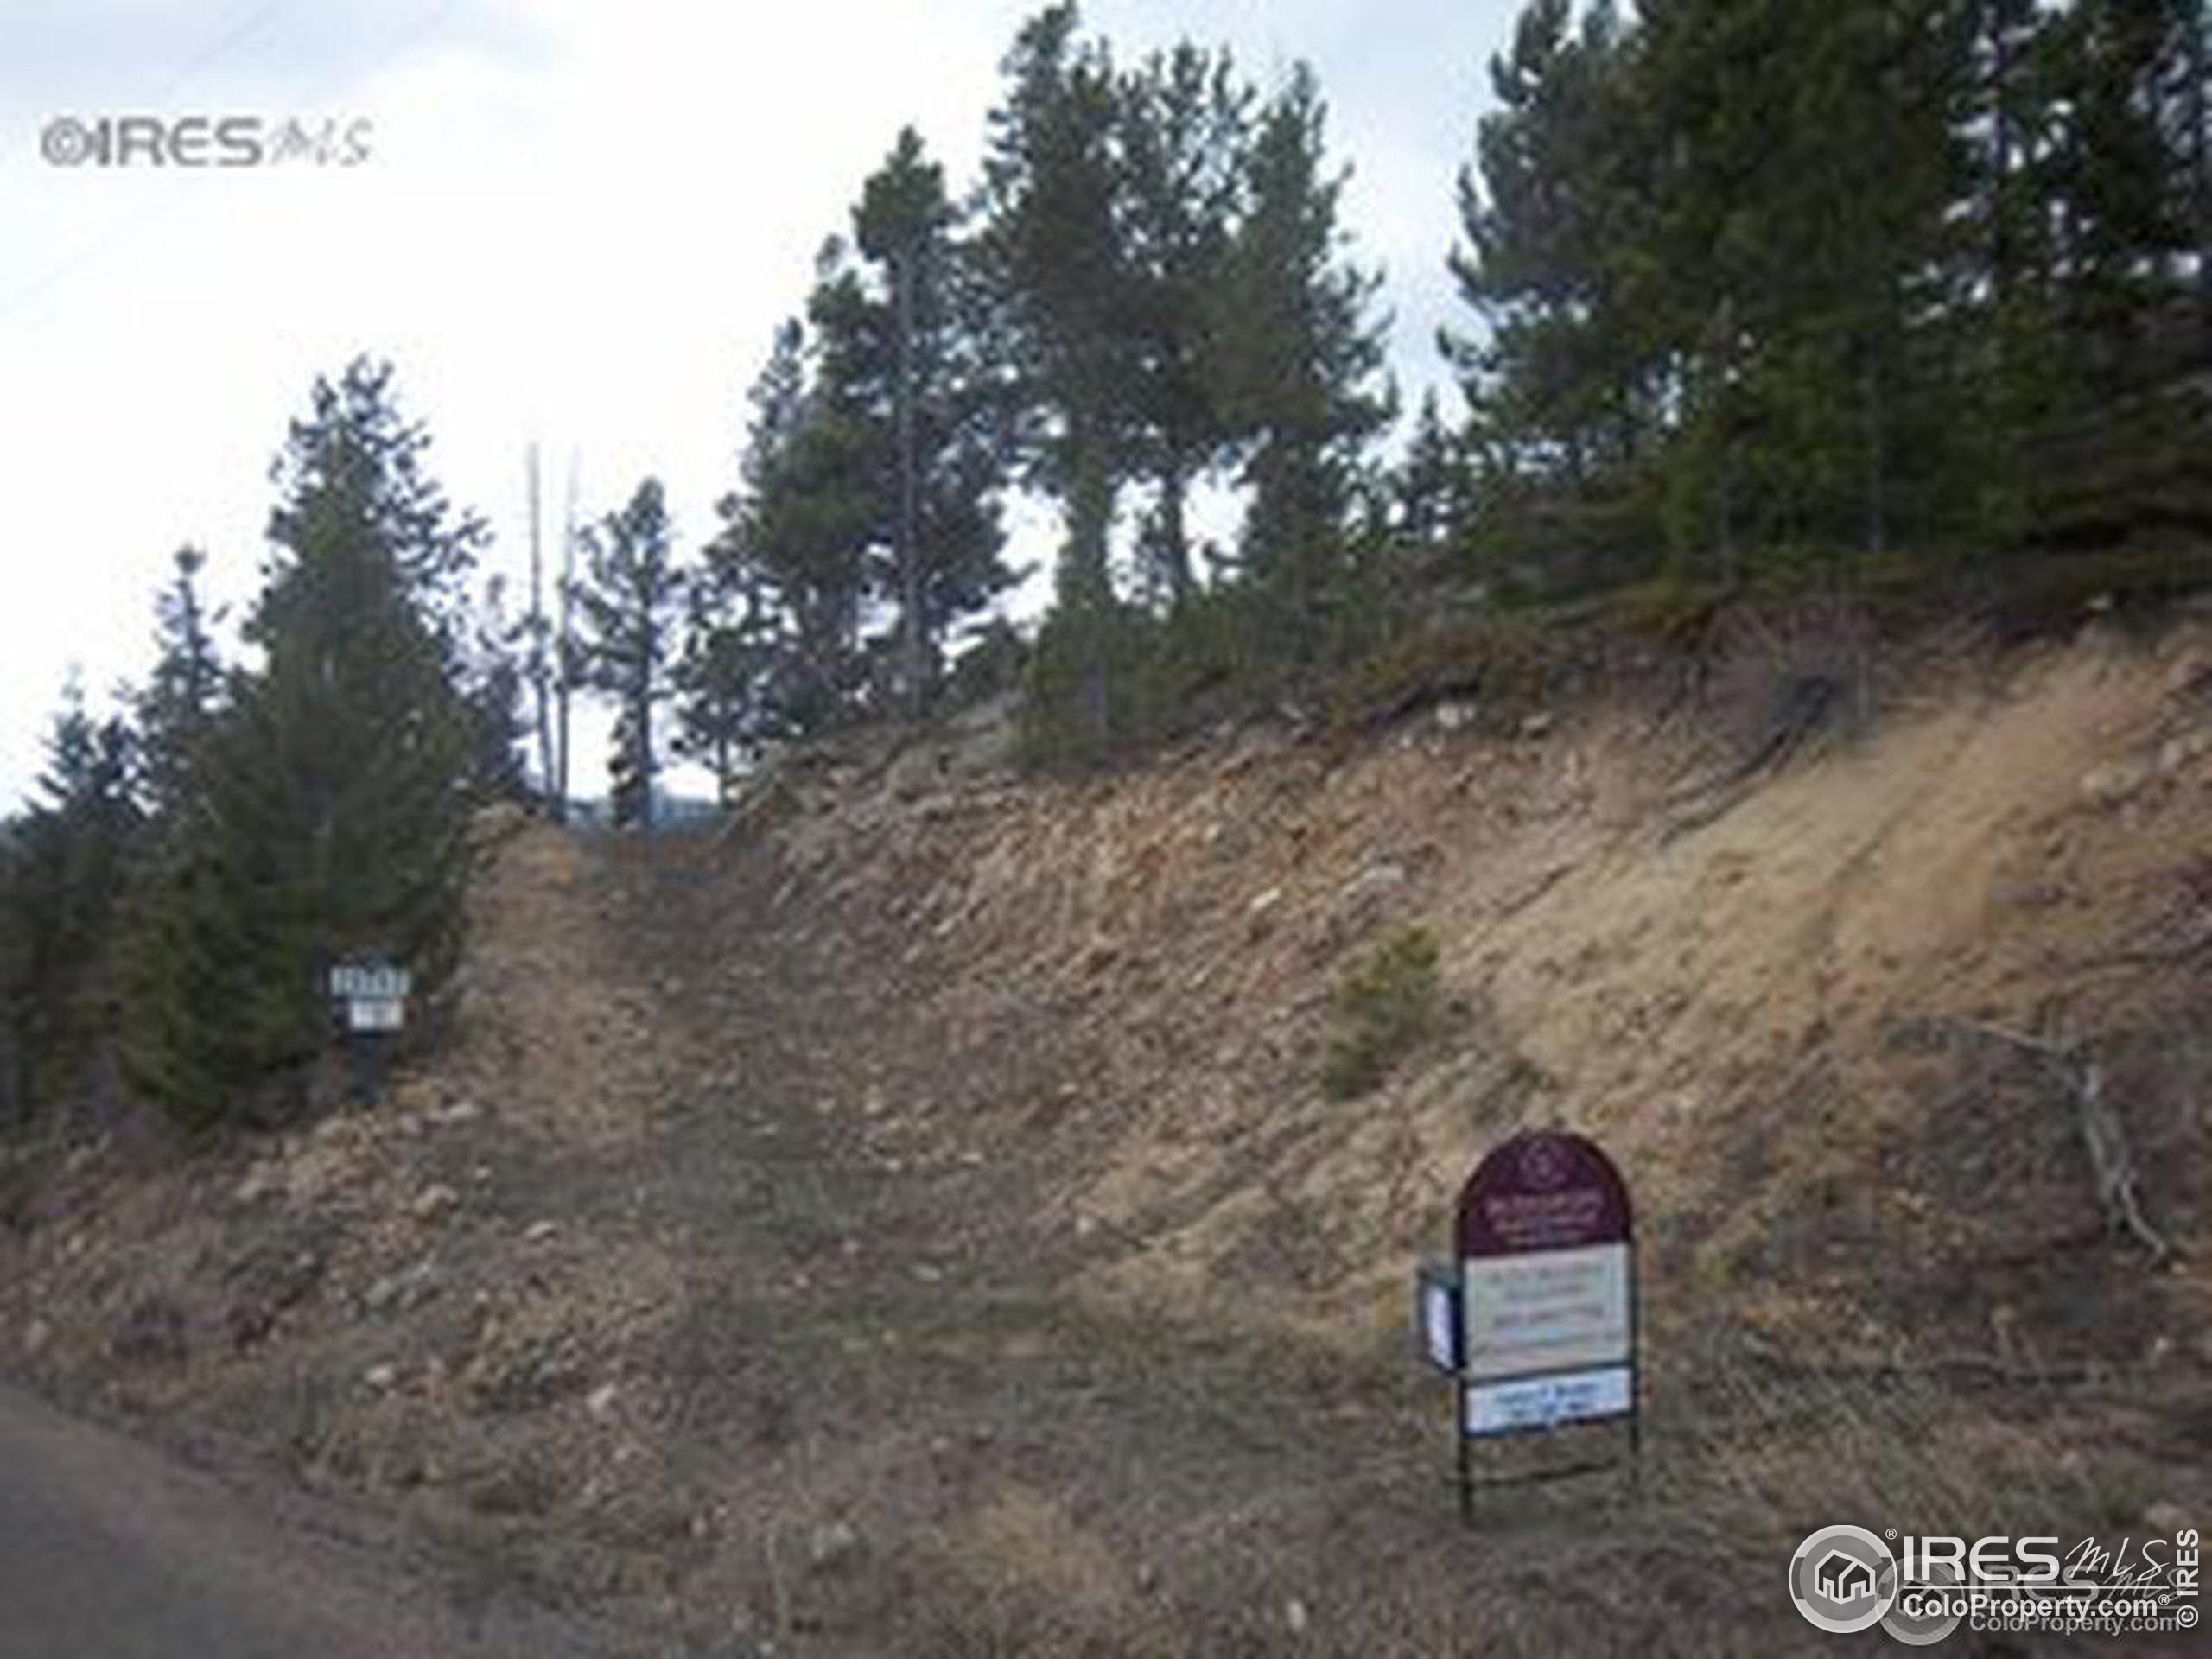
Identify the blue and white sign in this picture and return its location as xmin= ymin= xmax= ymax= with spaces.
xmin=1416 ymin=1260 xmax=1462 ymax=1373
xmin=1465 ymin=1364 xmax=1632 ymax=1437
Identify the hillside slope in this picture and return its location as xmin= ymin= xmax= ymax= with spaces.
xmin=4 ymin=616 xmax=2209 ymax=1655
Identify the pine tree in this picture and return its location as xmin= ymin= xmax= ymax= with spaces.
xmin=2181 ymin=1 xmax=2211 ymax=325
xmin=1395 ymin=391 xmax=1475 ymax=558
xmin=130 ymin=546 xmax=223 ymax=823
xmin=2039 ymin=0 xmax=2200 ymax=379
xmin=1446 ymin=0 xmax=1669 ymax=589
xmin=672 ymin=556 xmax=779 ymax=800
xmin=4 ymin=678 xmax=140 ymax=1122
xmin=124 ymin=359 xmax=481 ymax=1128
xmin=982 ymin=3 xmax=1134 ymax=623
xmin=459 ymin=574 xmax=532 ymax=804
xmin=0 ymin=818 xmax=26 ymax=1131
xmin=712 ymin=318 xmax=876 ymax=735
xmin=570 ymin=478 xmax=683 ymax=830
xmin=1214 ymin=62 xmax=1393 ymax=672
xmin=1116 ymin=41 xmax=1252 ymax=602
xmin=816 ymin=129 xmax=1018 ymax=713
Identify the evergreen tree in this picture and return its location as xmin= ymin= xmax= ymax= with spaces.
xmin=0 ymin=818 xmax=25 ymax=1130
xmin=672 ymin=554 xmax=779 ymax=800
xmin=1117 ymin=41 xmax=1252 ymax=601
xmin=2037 ymin=0 xmax=2201 ymax=379
xmin=265 ymin=359 xmax=486 ymax=658
xmin=1214 ymin=62 xmax=1394 ymax=671
xmin=817 ymin=128 xmax=1018 ymax=713
xmin=130 ymin=545 xmax=223 ymax=823
xmin=1395 ymin=390 xmax=1477 ymax=558
xmin=571 ymin=478 xmax=683 ymax=830
xmin=2180 ymin=1 xmax=2211 ymax=323
xmin=1447 ymin=1 xmax=1653 ymax=483
xmin=3 ymin=678 xmax=139 ymax=1122
xmin=124 ymin=359 xmax=481 ymax=1128
xmin=709 ymin=318 xmax=877 ymax=735
xmin=459 ymin=574 xmax=532 ymax=804
xmin=982 ymin=3 xmax=1133 ymax=625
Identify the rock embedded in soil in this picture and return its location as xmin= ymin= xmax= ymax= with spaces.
xmin=2080 ymin=759 xmax=2153 ymax=808
xmin=411 ymin=1183 xmax=461 ymax=1223
xmin=808 ymin=1520 xmax=861 ymax=1573
xmin=2142 ymin=1502 xmax=2191 ymax=1537
xmin=232 ymin=1166 xmax=283 ymax=1206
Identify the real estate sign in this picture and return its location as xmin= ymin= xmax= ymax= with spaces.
xmin=1419 ymin=1128 xmax=1638 ymax=1518
xmin=1454 ymin=1129 xmax=1636 ymax=1439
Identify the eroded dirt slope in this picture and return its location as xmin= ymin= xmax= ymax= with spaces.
xmin=4 ymin=618 xmax=2211 ymax=1656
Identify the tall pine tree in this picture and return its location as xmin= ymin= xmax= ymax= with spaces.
xmin=1215 ymin=62 xmax=1394 ymax=673
xmin=571 ymin=478 xmax=683 ymax=830
xmin=125 ymin=359 xmax=480 ymax=1128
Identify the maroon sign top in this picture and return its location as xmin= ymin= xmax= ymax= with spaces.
xmin=1455 ymin=1130 xmax=1631 ymax=1257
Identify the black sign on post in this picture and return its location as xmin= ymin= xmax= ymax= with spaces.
xmin=1421 ymin=1128 xmax=1638 ymax=1519
xmin=328 ymin=957 xmax=411 ymax=1107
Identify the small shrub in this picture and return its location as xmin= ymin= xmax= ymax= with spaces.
xmin=1324 ymin=927 xmax=1441 ymax=1099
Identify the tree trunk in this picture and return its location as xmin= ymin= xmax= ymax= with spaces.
xmin=1154 ymin=461 xmax=1192 ymax=604
xmin=1990 ymin=0 xmax=2015 ymax=307
xmin=1864 ymin=351 xmax=1887 ymax=568
xmin=895 ymin=249 xmax=928 ymax=719
xmin=2190 ymin=0 xmax=2209 ymax=328
xmin=1064 ymin=434 xmax=1119 ymax=752
xmin=525 ymin=445 xmax=558 ymax=818
xmin=634 ymin=683 xmax=654 ymax=835
xmin=552 ymin=456 xmax=577 ymax=825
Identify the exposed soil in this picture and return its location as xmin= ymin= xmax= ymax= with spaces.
xmin=4 ymin=617 xmax=2211 ymax=1655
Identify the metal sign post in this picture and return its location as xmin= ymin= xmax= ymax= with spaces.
xmin=328 ymin=958 xmax=412 ymax=1107
xmin=1417 ymin=1129 xmax=1638 ymax=1518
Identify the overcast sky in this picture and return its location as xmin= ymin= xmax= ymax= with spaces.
xmin=0 ymin=0 xmax=1521 ymax=804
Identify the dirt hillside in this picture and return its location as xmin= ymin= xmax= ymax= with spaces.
xmin=3 ymin=614 xmax=2209 ymax=1655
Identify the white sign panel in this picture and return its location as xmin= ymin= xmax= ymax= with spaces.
xmin=1465 ymin=1364 xmax=1632 ymax=1436
xmin=1462 ymin=1241 xmax=1630 ymax=1381
xmin=345 ymin=996 xmax=405 ymax=1033
xmin=1420 ymin=1275 xmax=1460 ymax=1374
xmin=330 ymin=963 xmax=412 ymax=1001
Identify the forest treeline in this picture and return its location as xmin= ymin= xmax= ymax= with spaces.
xmin=3 ymin=0 xmax=2208 ymax=1138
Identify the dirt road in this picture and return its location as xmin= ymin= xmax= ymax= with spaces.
xmin=0 ymin=1380 xmax=620 ymax=1659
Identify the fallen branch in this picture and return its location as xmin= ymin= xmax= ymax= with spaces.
xmin=1946 ymin=1019 xmax=2175 ymax=1266
xmin=2069 ymin=912 xmax=2212 ymax=974
xmin=1657 ymin=683 xmax=1838 ymax=844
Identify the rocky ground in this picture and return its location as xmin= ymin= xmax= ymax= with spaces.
xmin=3 ymin=616 xmax=2211 ymax=1654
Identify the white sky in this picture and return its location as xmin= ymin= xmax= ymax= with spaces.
xmin=0 ymin=0 xmax=1519 ymax=804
